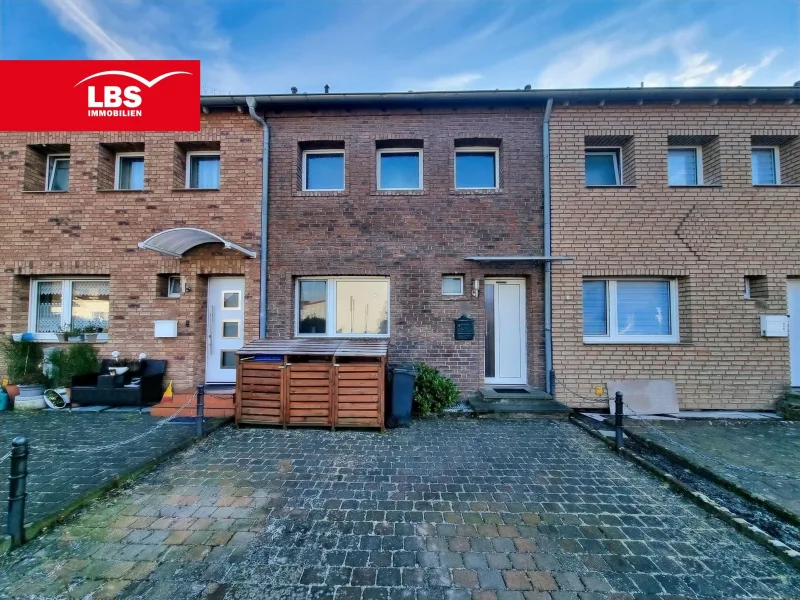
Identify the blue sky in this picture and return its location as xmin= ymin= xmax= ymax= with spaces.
xmin=1 ymin=0 xmax=797 ymax=94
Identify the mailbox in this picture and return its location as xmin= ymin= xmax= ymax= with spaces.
xmin=760 ymin=315 xmax=788 ymax=337
xmin=454 ymin=315 xmax=475 ymax=340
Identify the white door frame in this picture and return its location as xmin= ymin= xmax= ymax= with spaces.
xmin=484 ymin=278 xmax=527 ymax=385
xmin=788 ymin=279 xmax=800 ymax=387
xmin=206 ymin=277 xmax=245 ymax=384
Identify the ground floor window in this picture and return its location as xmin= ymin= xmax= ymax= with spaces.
xmin=29 ymin=278 xmax=110 ymax=340
xmin=296 ymin=277 xmax=389 ymax=337
xmin=583 ymin=278 xmax=678 ymax=343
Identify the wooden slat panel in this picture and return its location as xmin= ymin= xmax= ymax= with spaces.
xmin=242 ymin=408 xmax=281 ymax=417
xmin=242 ymin=362 xmax=283 ymax=372
xmin=337 ymin=365 xmax=380 ymax=373
xmin=289 ymin=371 xmax=330 ymax=380
xmin=289 ymin=379 xmax=331 ymax=388
xmin=335 ymin=387 xmax=377 ymax=396
xmin=338 ymin=372 xmax=378 ymax=380
xmin=338 ymin=398 xmax=378 ymax=405
xmin=290 ymin=386 xmax=330 ymax=394
xmin=241 ymin=399 xmax=280 ymax=408
xmin=289 ymin=394 xmax=329 ymax=402
xmin=338 ymin=411 xmax=378 ymax=418
xmin=241 ymin=391 xmax=281 ymax=399
xmin=288 ymin=401 xmax=329 ymax=408
xmin=288 ymin=364 xmax=331 ymax=372
xmin=335 ymin=380 xmax=378 ymax=388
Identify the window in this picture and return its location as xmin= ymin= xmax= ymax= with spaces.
xmin=585 ymin=149 xmax=621 ymax=185
xmin=46 ymin=155 xmax=70 ymax=191
xmin=455 ymin=148 xmax=498 ymax=189
xmin=442 ymin=276 xmax=464 ymax=296
xmin=167 ymin=276 xmax=181 ymax=298
xmin=668 ymin=147 xmax=702 ymax=185
xmin=187 ymin=152 xmax=220 ymax=189
xmin=752 ymin=147 xmax=780 ymax=185
xmin=303 ymin=150 xmax=345 ymax=191
xmin=296 ymin=277 xmax=389 ymax=337
xmin=582 ymin=279 xmax=678 ymax=343
xmin=30 ymin=279 xmax=110 ymax=340
xmin=115 ymin=153 xmax=144 ymax=190
xmin=378 ymin=149 xmax=422 ymax=190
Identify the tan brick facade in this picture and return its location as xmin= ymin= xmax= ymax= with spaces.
xmin=0 ymin=111 xmax=263 ymax=389
xmin=549 ymin=103 xmax=800 ymax=410
xmin=263 ymin=106 xmax=547 ymax=394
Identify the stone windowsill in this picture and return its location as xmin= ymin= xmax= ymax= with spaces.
xmin=96 ymin=188 xmax=150 ymax=193
xmin=171 ymin=188 xmax=220 ymax=192
xmin=21 ymin=190 xmax=70 ymax=194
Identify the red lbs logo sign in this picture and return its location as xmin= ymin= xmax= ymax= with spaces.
xmin=0 ymin=60 xmax=200 ymax=131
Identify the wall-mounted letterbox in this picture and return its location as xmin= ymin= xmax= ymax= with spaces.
xmin=454 ymin=315 xmax=475 ymax=340
xmin=760 ymin=315 xmax=788 ymax=337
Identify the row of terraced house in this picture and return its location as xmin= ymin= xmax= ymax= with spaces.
xmin=2 ymin=85 xmax=800 ymax=412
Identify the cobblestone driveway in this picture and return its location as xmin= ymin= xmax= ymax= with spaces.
xmin=0 ymin=411 xmax=197 ymax=535
xmin=1 ymin=420 xmax=798 ymax=599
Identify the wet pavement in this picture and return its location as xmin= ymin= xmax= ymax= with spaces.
xmin=0 ymin=410 xmax=198 ymax=535
xmin=1 ymin=419 xmax=798 ymax=599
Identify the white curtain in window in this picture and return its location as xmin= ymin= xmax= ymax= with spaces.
xmin=752 ymin=149 xmax=777 ymax=184
xmin=616 ymin=281 xmax=671 ymax=336
xmin=191 ymin=156 xmax=220 ymax=189
xmin=71 ymin=281 xmax=110 ymax=331
xmin=668 ymin=149 xmax=698 ymax=185
xmin=582 ymin=281 xmax=608 ymax=335
xmin=36 ymin=282 xmax=63 ymax=333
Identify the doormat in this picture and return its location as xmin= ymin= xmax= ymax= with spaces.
xmin=492 ymin=387 xmax=530 ymax=394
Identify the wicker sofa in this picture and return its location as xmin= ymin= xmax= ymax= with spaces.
xmin=70 ymin=359 xmax=167 ymax=410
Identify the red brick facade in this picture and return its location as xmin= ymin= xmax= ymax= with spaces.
xmin=0 ymin=111 xmax=263 ymax=389
xmin=550 ymin=103 xmax=800 ymax=410
xmin=263 ymin=106 xmax=547 ymax=393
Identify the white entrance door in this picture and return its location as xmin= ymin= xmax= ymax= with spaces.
xmin=484 ymin=278 xmax=527 ymax=385
xmin=206 ymin=277 xmax=245 ymax=384
xmin=788 ymin=280 xmax=800 ymax=386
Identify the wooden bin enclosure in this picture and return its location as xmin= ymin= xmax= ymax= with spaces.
xmin=235 ymin=339 xmax=388 ymax=429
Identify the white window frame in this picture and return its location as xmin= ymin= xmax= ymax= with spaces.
xmin=185 ymin=150 xmax=221 ymax=189
xmin=45 ymin=154 xmax=70 ymax=192
xmin=585 ymin=147 xmax=622 ymax=186
xmin=751 ymin=146 xmax=781 ymax=185
xmin=583 ymin=278 xmax=679 ymax=344
xmin=167 ymin=275 xmax=181 ymax=298
xmin=302 ymin=149 xmax=345 ymax=191
xmin=454 ymin=147 xmax=499 ymax=190
xmin=221 ymin=290 xmax=241 ymax=310
xmin=28 ymin=278 xmax=110 ymax=341
xmin=668 ymin=146 xmax=703 ymax=186
xmin=377 ymin=148 xmax=423 ymax=190
xmin=221 ymin=319 xmax=241 ymax=339
xmin=114 ymin=152 xmax=145 ymax=190
xmin=442 ymin=275 xmax=465 ymax=296
xmin=295 ymin=276 xmax=390 ymax=338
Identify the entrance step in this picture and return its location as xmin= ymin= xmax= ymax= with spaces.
xmin=468 ymin=386 xmax=570 ymax=418
xmin=151 ymin=388 xmax=235 ymax=418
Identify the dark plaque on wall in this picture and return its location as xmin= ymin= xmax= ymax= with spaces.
xmin=454 ymin=315 xmax=475 ymax=340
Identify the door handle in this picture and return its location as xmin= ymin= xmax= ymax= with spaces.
xmin=207 ymin=306 xmax=214 ymax=356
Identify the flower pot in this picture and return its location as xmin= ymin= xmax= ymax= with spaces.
xmin=109 ymin=366 xmax=129 ymax=376
xmin=5 ymin=384 xmax=19 ymax=400
xmin=56 ymin=333 xmax=69 ymax=342
xmin=83 ymin=333 xmax=98 ymax=343
xmin=14 ymin=395 xmax=46 ymax=410
xmin=0 ymin=391 xmax=8 ymax=411
xmin=68 ymin=335 xmax=83 ymax=343
xmin=17 ymin=384 xmax=47 ymax=397
xmin=44 ymin=388 xmax=70 ymax=409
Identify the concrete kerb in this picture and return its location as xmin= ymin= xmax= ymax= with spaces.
xmin=568 ymin=414 xmax=800 ymax=570
xmin=0 ymin=417 xmax=232 ymax=555
xmin=618 ymin=421 xmax=800 ymax=529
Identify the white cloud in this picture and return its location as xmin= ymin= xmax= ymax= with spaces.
xmin=673 ymin=52 xmax=718 ymax=86
xmin=42 ymin=0 xmax=133 ymax=59
xmin=714 ymin=49 xmax=781 ymax=86
xmin=425 ymin=73 xmax=484 ymax=90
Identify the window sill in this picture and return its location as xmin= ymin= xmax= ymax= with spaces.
xmin=155 ymin=296 xmax=181 ymax=300
xmin=22 ymin=190 xmax=70 ymax=194
xmin=96 ymin=188 xmax=149 ymax=193
xmin=294 ymin=335 xmax=390 ymax=339
xmin=295 ymin=190 xmax=349 ymax=197
xmin=667 ymin=185 xmax=722 ymax=188
xmin=583 ymin=338 xmax=680 ymax=345
xmin=171 ymin=188 xmax=220 ymax=192
xmin=753 ymin=184 xmax=800 ymax=187
xmin=585 ymin=185 xmax=637 ymax=189
xmin=451 ymin=188 xmax=503 ymax=195
xmin=370 ymin=190 xmax=426 ymax=196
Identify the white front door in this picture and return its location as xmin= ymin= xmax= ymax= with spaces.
xmin=484 ymin=278 xmax=527 ymax=385
xmin=206 ymin=277 xmax=245 ymax=384
xmin=788 ymin=279 xmax=800 ymax=386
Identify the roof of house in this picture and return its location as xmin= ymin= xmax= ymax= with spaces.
xmin=201 ymin=86 xmax=800 ymax=110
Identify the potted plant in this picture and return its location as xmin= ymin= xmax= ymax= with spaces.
xmin=56 ymin=323 xmax=70 ymax=343
xmin=0 ymin=338 xmax=49 ymax=402
xmin=81 ymin=325 xmax=101 ymax=343
xmin=66 ymin=325 xmax=84 ymax=343
xmin=109 ymin=350 xmax=128 ymax=375
xmin=46 ymin=343 xmax=99 ymax=408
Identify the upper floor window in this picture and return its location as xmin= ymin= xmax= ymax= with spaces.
xmin=30 ymin=278 xmax=110 ymax=340
xmin=296 ymin=277 xmax=389 ymax=337
xmin=377 ymin=148 xmax=422 ymax=190
xmin=115 ymin=153 xmax=144 ymax=190
xmin=585 ymin=148 xmax=621 ymax=186
xmin=455 ymin=148 xmax=498 ymax=189
xmin=187 ymin=152 xmax=220 ymax=189
xmin=752 ymin=147 xmax=780 ymax=185
xmin=668 ymin=147 xmax=702 ymax=185
xmin=46 ymin=155 xmax=70 ymax=191
xmin=583 ymin=278 xmax=678 ymax=344
xmin=303 ymin=149 xmax=345 ymax=191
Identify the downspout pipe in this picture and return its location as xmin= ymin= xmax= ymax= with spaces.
xmin=543 ymin=98 xmax=554 ymax=395
xmin=246 ymin=96 xmax=270 ymax=339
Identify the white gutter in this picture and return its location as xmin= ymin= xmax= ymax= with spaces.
xmin=246 ymin=97 xmax=270 ymax=339
xmin=543 ymin=98 xmax=554 ymax=395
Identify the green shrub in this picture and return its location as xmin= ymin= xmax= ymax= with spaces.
xmin=1 ymin=337 xmax=46 ymax=385
xmin=49 ymin=343 xmax=99 ymax=387
xmin=412 ymin=362 xmax=459 ymax=416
